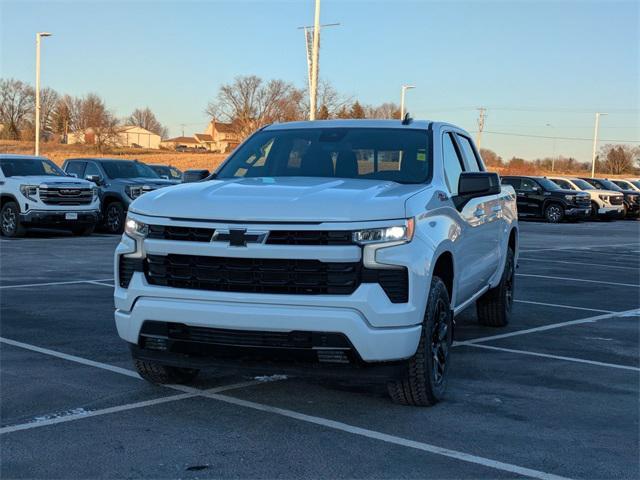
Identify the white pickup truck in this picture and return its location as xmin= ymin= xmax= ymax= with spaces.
xmin=114 ymin=119 xmax=518 ymax=406
xmin=0 ymin=154 xmax=100 ymax=237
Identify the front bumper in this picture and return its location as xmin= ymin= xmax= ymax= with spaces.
xmin=564 ymin=206 xmax=591 ymax=217
xmin=19 ymin=209 xmax=100 ymax=226
xmin=598 ymin=206 xmax=624 ymax=216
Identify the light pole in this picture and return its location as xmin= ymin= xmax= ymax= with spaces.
xmin=400 ymin=85 xmax=415 ymax=119
xmin=309 ymin=0 xmax=321 ymax=121
xmin=35 ymin=32 xmax=52 ymax=156
xmin=590 ymin=112 xmax=607 ymax=177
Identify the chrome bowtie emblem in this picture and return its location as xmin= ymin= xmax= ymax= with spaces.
xmin=212 ymin=229 xmax=268 ymax=247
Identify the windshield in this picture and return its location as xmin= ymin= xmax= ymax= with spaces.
xmin=613 ymin=180 xmax=633 ymax=189
xmin=101 ymin=160 xmax=160 ymax=179
xmin=571 ymin=178 xmax=594 ymax=190
xmin=597 ymin=179 xmax=623 ymax=191
xmin=216 ymin=128 xmax=431 ymax=184
xmin=0 ymin=157 xmax=66 ymax=177
xmin=631 ymin=180 xmax=640 ymax=189
xmin=151 ymin=165 xmax=182 ymax=180
xmin=538 ymin=178 xmax=561 ymax=190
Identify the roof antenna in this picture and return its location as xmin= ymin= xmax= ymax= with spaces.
xmin=402 ymin=112 xmax=413 ymax=125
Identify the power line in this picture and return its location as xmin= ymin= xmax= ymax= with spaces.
xmin=478 ymin=130 xmax=640 ymax=143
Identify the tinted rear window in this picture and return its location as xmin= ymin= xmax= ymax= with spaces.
xmin=0 ymin=157 xmax=65 ymax=177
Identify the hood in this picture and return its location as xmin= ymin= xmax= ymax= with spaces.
xmin=552 ymin=188 xmax=589 ymax=197
xmin=9 ymin=175 xmax=94 ymax=187
xmin=112 ymin=177 xmax=175 ymax=187
xmin=130 ymin=177 xmax=426 ymax=222
xmin=584 ymin=189 xmax=624 ymax=197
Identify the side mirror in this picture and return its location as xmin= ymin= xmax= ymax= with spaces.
xmin=457 ymin=172 xmax=501 ymax=197
xmin=85 ymin=174 xmax=102 ymax=185
xmin=161 ymin=175 xmax=169 ymax=180
xmin=182 ymin=169 xmax=211 ymax=183
xmin=68 ymin=173 xmax=78 ymax=178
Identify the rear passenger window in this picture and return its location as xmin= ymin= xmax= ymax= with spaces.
xmin=456 ymin=135 xmax=482 ymax=172
xmin=502 ymin=178 xmax=521 ymax=189
xmin=65 ymin=161 xmax=86 ymax=178
xmin=442 ymin=133 xmax=465 ymax=196
xmin=520 ymin=178 xmax=538 ymax=192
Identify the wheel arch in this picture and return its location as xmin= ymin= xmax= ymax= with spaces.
xmin=431 ymin=250 xmax=454 ymax=307
xmin=1 ymin=194 xmax=19 ymax=209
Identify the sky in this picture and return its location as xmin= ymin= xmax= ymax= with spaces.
xmin=1 ymin=0 xmax=638 ymax=163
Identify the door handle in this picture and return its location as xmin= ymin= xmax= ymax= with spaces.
xmin=474 ymin=209 xmax=486 ymax=218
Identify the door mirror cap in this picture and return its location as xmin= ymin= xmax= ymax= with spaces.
xmin=85 ymin=174 xmax=102 ymax=185
xmin=182 ymin=169 xmax=211 ymax=183
xmin=457 ymin=172 xmax=501 ymax=197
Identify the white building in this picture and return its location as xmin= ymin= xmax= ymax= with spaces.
xmin=67 ymin=125 xmax=161 ymax=149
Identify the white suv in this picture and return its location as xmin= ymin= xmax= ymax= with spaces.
xmin=0 ymin=155 xmax=100 ymax=237
xmin=548 ymin=176 xmax=624 ymax=220
xmin=114 ymin=120 xmax=518 ymax=406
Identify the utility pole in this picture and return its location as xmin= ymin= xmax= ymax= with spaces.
xmin=179 ymin=123 xmax=186 ymax=137
xmin=400 ymin=85 xmax=415 ymax=119
xmin=591 ymin=112 xmax=607 ymax=177
xmin=298 ymin=22 xmax=339 ymax=97
xmin=35 ymin=32 xmax=52 ymax=156
xmin=476 ymin=107 xmax=486 ymax=149
xmin=309 ymin=0 xmax=321 ymax=120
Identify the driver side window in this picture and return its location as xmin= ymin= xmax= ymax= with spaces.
xmin=520 ymin=178 xmax=538 ymax=192
xmin=85 ymin=162 xmax=102 ymax=179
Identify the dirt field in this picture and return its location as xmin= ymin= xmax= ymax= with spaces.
xmin=0 ymin=140 xmax=227 ymax=173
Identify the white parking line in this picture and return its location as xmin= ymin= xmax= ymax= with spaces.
xmin=462 ymin=344 xmax=640 ymax=372
xmin=204 ymin=392 xmax=570 ymax=480
xmin=86 ymin=280 xmax=114 ymax=287
xmin=455 ymin=308 xmax=640 ymax=346
xmin=0 ymin=278 xmax=114 ymax=290
xmin=516 ymin=273 xmax=640 ymax=288
xmin=518 ymin=257 xmax=640 ymax=271
xmin=514 ymin=299 xmax=613 ymax=314
xmin=0 ymin=381 xmax=261 ymax=435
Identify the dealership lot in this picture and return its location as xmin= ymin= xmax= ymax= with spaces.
xmin=1 ymin=221 xmax=638 ymax=479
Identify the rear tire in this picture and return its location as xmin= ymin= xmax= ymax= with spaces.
xmin=133 ymin=359 xmax=199 ymax=385
xmin=103 ymin=201 xmax=125 ymax=234
xmin=1 ymin=202 xmax=26 ymax=237
xmin=544 ymin=203 xmax=564 ymax=223
xmin=387 ymin=277 xmax=453 ymax=407
xmin=477 ymin=247 xmax=515 ymax=327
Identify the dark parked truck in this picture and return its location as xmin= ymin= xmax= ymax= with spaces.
xmin=114 ymin=119 xmax=519 ymax=406
xmin=0 ymin=155 xmax=100 ymax=237
xmin=62 ymin=158 xmax=175 ymax=233
xmin=501 ymin=175 xmax=591 ymax=223
xmin=579 ymin=178 xmax=640 ymax=219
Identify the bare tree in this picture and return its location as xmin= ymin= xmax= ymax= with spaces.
xmin=366 ymin=102 xmax=401 ymax=119
xmin=0 ymin=78 xmax=35 ymax=139
xmin=64 ymin=93 xmax=120 ymax=152
xmin=599 ymin=144 xmax=639 ymax=174
xmin=479 ymin=148 xmax=503 ymax=168
xmin=38 ymin=87 xmax=59 ymax=140
xmin=206 ymin=75 xmax=304 ymax=137
xmin=128 ymin=107 xmax=168 ymax=138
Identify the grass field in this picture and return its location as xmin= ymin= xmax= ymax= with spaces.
xmin=0 ymin=140 xmax=227 ymax=173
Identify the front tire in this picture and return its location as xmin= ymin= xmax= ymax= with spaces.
xmin=387 ymin=277 xmax=453 ymax=407
xmin=103 ymin=201 xmax=125 ymax=234
xmin=477 ymin=247 xmax=515 ymax=327
xmin=544 ymin=203 xmax=564 ymax=223
xmin=1 ymin=202 xmax=26 ymax=237
xmin=133 ymin=359 xmax=199 ymax=385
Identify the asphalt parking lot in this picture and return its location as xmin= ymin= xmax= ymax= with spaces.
xmin=1 ymin=221 xmax=638 ymax=479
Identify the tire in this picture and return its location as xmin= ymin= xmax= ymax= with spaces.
xmin=72 ymin=225 xmax=95 ymax=236
xmin=590 ymin=202 xmax=600 ymax=221
xmin=387 ymin=277 xmax=453 ymax=407
xmin=477 ymin=247 xmax=515 ymax=327
xmin=133 ymin=359 xmax=199 ymax=385
xmin=544 ymin=203 xmax=564 ymax=223
xmin=1 ymin=201 xmax=26 ymax=237
xmin=103 ymin=201 xmax=125 ymax=234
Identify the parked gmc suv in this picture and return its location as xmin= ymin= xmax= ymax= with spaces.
xmin=579 ymin=178 xmax=640 ymax=218
xmin=548 ymin=176 xmax=624 ymax=220
xmin=62 ymin=158 xmax=174 ymax=233
xmin=502 ymin=175 xmax=591 ymax=223
xmin=0 ymin=154 xmax=99 ymax=237
xmin=114 ymin=120 xmax=518 ymax=406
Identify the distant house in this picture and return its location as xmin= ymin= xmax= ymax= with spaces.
xmin=160 ymin=120 xmax=242 ymax=153
xmin=67 ymin=125 xmax=161 ymax=149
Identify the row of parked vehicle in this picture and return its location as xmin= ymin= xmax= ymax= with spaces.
xmin=502 ymin=175 xmax=640 ymax=223
xmin=0 ymin=155 xmax=185 ymax=237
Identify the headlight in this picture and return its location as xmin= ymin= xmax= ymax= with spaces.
xmin=564 ymin=195 xmax=575 ymax=201
xmin=599 ymin=194 xmax=609 ymax=202
xmin=19 ymin=185 xmax=38 ymax=201
xmin=125 ymin=185 xmax=150 ymax=199
xmin=124 ymin=217 xmax=148 ymax=238
xmin=353 ymin=218 xmax=415 ymax=245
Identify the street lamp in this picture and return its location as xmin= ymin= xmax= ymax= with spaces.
xmin=400 ymin=85 xmax=415 ymax=119
xmin=35 ymin=32 xmax=52 ymax=156
xmin=590 ymin=112 xmax=607 ymax=177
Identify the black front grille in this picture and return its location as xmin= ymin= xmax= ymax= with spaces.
xmin=144 ymin=254 xmax=408 ymax=302
xmin=266 ymin=230 xmax=353 ymax=246
xmin=39 ymin=187 xmax=93 ymax=205
xmin=147 ymin=224 xmax=214 ymax=242
xmin=119 ymin=256 xmax=144 ymax=288
xmin=610 ymin=196 xmax=624 ymax=206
